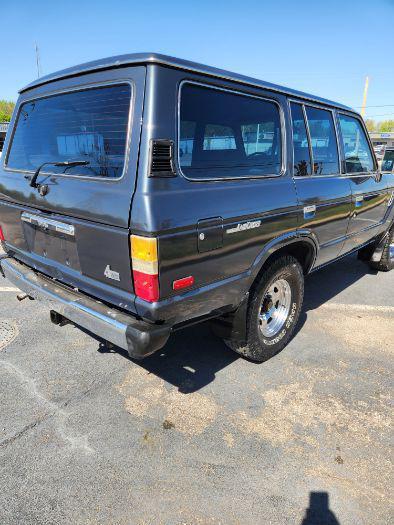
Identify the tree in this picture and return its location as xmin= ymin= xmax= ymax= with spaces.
xmin=364 ymin=119 xmax=376 ymax=132
xmin=377 ymin=120 xmax=394 ymax=133
xmin=0 ymin=100 xmax=15 ymax=122
xmin=364 ymin=118 xmax=394 ymax=133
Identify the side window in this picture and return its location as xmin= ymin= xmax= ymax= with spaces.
xmin=179 ymin=84 xmax=282 ymax=179
xmin=305 ymin=106 xmax=339 ymax=175
xmin=338 ymin=114 xmax=374 ymax=173
xmin=290 ymin=102 xmax=312 ymax=176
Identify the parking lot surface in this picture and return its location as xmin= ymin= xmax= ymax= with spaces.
xmin=0 ymin=254 xmax=393 ymax=525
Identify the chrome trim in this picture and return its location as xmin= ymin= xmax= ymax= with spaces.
xmin=21 ymin=211 xmax=75 ymax=236
xmin=0 ymin=257 xmax=171 ymax=357
xmin=176 ymin=80 xmax=287 ymax=182
xmin=4 ymin=79 xmax=135 ymax=183
xmin=304 ymin=205 xmax=316 ymax=214
xmin=1 ymin=257 xmax=128 ymax=349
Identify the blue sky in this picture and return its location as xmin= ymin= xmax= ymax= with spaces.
xmin=1 ymin=0 xmax=393 ymax=120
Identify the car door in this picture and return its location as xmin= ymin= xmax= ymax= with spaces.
xmin=289 ymin=101 xmax=352 ymax=267
xmin=337 ymin=112 xmax=389 ymax=252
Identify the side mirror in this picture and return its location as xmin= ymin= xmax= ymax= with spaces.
xmin=375 ymin=171 xmax=383 ymax=183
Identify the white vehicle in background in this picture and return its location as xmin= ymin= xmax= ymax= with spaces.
xmin=374 ymin=144 xmax=385 ymax=160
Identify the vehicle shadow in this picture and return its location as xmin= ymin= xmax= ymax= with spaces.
xmin=303 ymin=253 xmax=376 ymax=312
xmin=98 ymin=321 xmax=238 ymax=393
xmin=97 ymin=253 xmax=373 ymax=393
xmin=300 ymin=491 xmax=340 ymax=525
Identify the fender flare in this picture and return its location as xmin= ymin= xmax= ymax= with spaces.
xmin=248 ymin=230 xmax=319 ymax=285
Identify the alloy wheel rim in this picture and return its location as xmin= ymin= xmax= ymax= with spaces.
xmin=258 ymin=278 xmax=292 ymax=337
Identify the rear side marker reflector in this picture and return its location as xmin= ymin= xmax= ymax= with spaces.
xmin=0 ymin=226 xmax=5 ymax=242
xmin=173 ymin=276 xmax=195 ymax=291
xmin=131 ymin=235 xmax=159 ymax=303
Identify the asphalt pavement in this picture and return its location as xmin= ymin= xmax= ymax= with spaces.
xmin=0 ymin=253 xmax=393 ymax=525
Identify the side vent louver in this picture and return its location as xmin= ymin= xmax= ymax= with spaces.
xmin=148 ymin=139 xmax=176 ymax=177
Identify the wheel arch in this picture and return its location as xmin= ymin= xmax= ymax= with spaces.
xmin=249 ymin=232 xmax=318 ymax=291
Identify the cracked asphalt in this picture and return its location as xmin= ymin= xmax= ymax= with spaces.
xmin=0 ymin=253 xmax=393 ymax=525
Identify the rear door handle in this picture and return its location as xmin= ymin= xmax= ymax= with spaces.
xmin=303 ymin=205 xmax=316 ymax=219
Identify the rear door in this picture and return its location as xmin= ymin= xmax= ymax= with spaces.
xmin=337 ymin=112 xmax=389 ymax=252
xmin=290 ymin=101 xmax=352 ymax=266
xmin=0 ymin=66 xmax=146 ymax=312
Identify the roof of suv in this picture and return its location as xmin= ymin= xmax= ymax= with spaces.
xmin=20 ymin=52 xmax=353 ymax=111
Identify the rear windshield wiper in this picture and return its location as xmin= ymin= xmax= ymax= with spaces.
xmin=27 ymin=160 xmax=90 ymax=188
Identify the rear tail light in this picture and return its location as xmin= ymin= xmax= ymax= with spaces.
xmin=131 ymin=235 xmax=159 ymax=302
xmin=0 ymin=226 xmax=5 ymax=242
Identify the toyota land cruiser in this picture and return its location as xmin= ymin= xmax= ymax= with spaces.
xmin=0 ymin=53 xmax=393 ymax=362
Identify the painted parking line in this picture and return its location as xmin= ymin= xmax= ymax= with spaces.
xmin=321 ymin=303 xmax=394 ymax=314
xmin=0 ymin=287 xmax=20 ymax=293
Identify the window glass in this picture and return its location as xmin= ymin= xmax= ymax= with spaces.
xmin=179 ymin=121 xmax=195 ymax=167
xmin=338 ymin=115 xmax=374 ymax=173
xmin=305 ymin=106 xmax=339 ymax=175
xmin=382 ymin=149 xmax=394 ymax=172
xmin=290 ymin=102 xmax=312 ymax=176
xmin=7 ymin=84 xmax=131 ymax=178
xmin=203 ymin=124 xmax=236 ymax=150
xmin=179 ymin=84 xmax=282 ymax=179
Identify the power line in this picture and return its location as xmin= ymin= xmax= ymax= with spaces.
xmin=364 ymin=113 xmax=394 ymax=118
xmin=355 ymin=104 xmax=394 ymax=108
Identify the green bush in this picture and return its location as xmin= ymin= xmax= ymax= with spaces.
xmin=0 ymin=100 xmax=16 ymax=122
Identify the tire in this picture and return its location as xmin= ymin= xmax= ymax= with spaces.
xmin=225 ymin=256 xmax=304 ymax=362
xmin=369 ymin=226 xmax=394 ymax=272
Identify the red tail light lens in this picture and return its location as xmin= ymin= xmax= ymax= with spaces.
xmin=0 ymin=226 xmax=5 ymax=242
xmin=131 ymin=235 xmax=159 ymax=303
xmin=133 ymin=270 xmax=159 ymax=302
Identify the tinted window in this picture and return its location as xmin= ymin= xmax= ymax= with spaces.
xmin=305 ymin=107 xmax=339 ymax=175
xmin=338 ymin=115 xmax=374 ymax=173
xmin=382 ymin=150 xmax=394 ymax=172
xmin=290 ymin=102 xmax=312 ymax=176
xmin=179 ymin=84 xmax=282 ymax=179
xmin=7 ymin=85 xmax=131 ymax=178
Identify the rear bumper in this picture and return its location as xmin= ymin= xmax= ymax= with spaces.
xmin=0 ymin=256 xmax=171 ymax=359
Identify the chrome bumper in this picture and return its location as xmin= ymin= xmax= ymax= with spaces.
xmin=0 ymin=256 xmax=171 ymax=359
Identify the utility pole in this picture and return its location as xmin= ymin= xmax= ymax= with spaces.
xmin=360 ymin=76 xmax=369 ymax=117
xmin=35 ymin=42 xmax=42 ymax=78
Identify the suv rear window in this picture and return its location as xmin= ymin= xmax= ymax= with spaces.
xmin=179 ymin=84 xmax=282 ymax=179
xmin=7 ymin=84 xmax=131 ymax=178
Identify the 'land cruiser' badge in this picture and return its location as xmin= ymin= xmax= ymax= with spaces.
xmin=226 ymin=220 xmax=261 ymax=235
xmin=104 ymin=265 xmax=120 ymax=281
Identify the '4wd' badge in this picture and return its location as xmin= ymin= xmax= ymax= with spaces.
xmin=104 ymin=265 xmax=120 ymax=281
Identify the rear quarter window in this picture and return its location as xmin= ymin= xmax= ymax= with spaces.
xmin=6 ymin=84 xmax=131 ymax=178
xmin=338 ymin=114 xmax=374 ymax=173
xmin=179 ymin=83 xmax=283 ymax=180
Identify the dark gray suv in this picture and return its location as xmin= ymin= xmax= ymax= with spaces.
xmin=1 ymin=53 xmax=393 ymax=362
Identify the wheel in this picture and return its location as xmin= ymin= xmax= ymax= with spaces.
xmin=225 ymin=256 xmax=304 ymax=362
xmin=369 ymin=226 xmax=394 ymax=272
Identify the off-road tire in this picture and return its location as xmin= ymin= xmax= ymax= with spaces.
xmin=225 ymin=256 xmax=304 ymax=362
xmin=369 ymin=226 xmax=394 ymax=272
